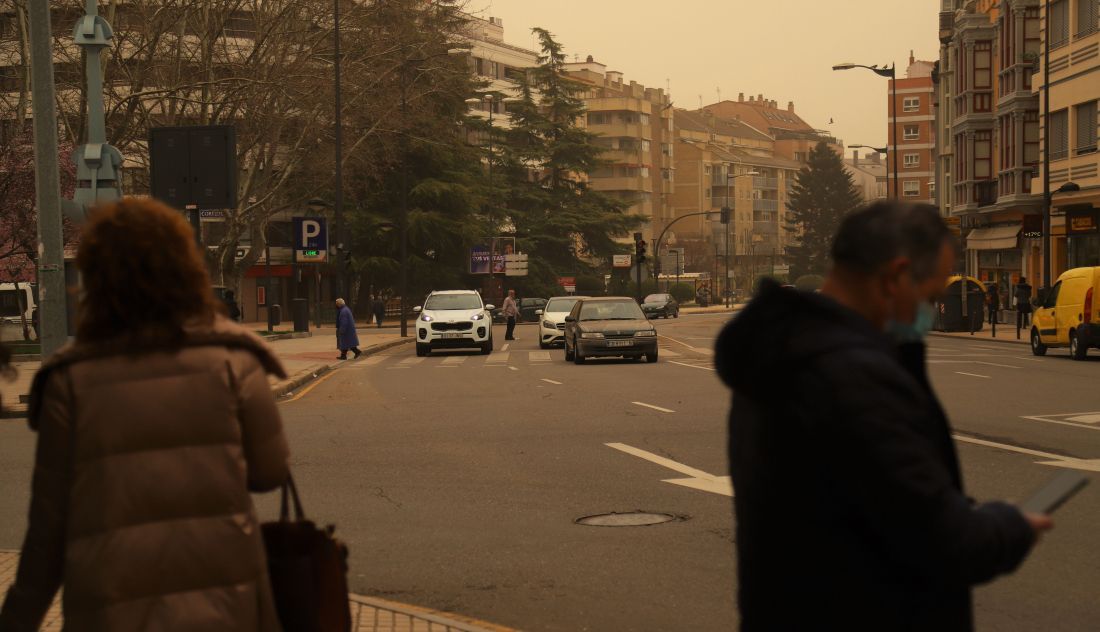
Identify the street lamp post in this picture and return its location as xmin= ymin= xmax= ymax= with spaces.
xmin=466 ymin=94 xmax=497 ymax=302
xmin=833 ymin=62 xmax=899 ymax=199
xmin=332 ymin=0 xmax=345 ymax=300
xmin=723 ymin=167 xmax=760 ymax=307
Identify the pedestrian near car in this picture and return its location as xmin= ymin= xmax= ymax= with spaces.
xmin=335 ymin=298 xmax=361 ymax=359
xmin=715 ymin=201 xmax=1048 ymax=631
xmin=0 ymin=198 xmax=290 ymax=632
xmin=502 ymin=289 xmax=519 ymax=340
xmin=372 ymin=294 xmax=386 ymax=328
xmin=1015 ymin=276 xmax=1033 ymax=335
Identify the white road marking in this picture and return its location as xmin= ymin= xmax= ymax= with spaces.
xmin=441 ymin=355 xmax=466 ymax=365
xmin=661 ymin=349 xmax=682 ymax=358
xmin=973 ymin=361 xmax=1021 ymax=369
xmin=1020 ymin=412 xmax=1100 ymax=432
xmin=669 ymin=360 xmax=716 ymax=372
xmin=658 ymin=334 xmax=700 ymax=351
xmin=953 ymin=434 xmax=1100 ymax=472
xmin=508 ymin=366 xmax=519 ymax=372
xmin=1015 ymin=357 xmax=1046 ymax=362
xmin=954 ymin=371 xmax=990 ymax=379
xmin=400 ymin=357 xmax=424 ymax=366
xmin=632 ymin=401 xmax=676 ymax=413
xmin=541 ymin=378 xmax=562 ymax=385
xmin=363 ymin=356 xmax=387 ymax=365
xmin=529 ymin=351 xmax=551 ymax=362
xmin=485 ymin=352 xmax=509 ymax=364
xmin=605 ymin=442 xmax=733 ymax=497
xmin=968 ymin=346 xmax=999 ymax=351
xmin=501 ymin=343 xmax=510 ymax=351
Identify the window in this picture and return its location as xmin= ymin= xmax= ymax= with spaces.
xmin=974 ymin=41 xmax=993 ymax=88
xmin=639 ymin=167 xmax=650 ymax=178
xmin=640 ymin=114 xmax=650 ymax=126
xmin=904 ymin=153 xmax=920 ymax=168
xmin=504 ymin=67 xmax=526 ymax=82
xmin=587 ymin=112 xmax=610 ymax=126
xmin=661 ymin=143 xmax=671 ymax=156
xmin=1050 ymin=109 xmax=1070 ymax=160
xmin=1024 ymin=112 xmax=1041 ymax=165
xmin=974 ymin=130 xmax=992 ymax=178
xmin=1075 ymin=100 xmax=1097 ymax=155
xmin=662 ymin=168 xmax=672 ymax=181
xmin=903 ymin=97 xmax=920 ymax=112
xmin=704 ymin=165 xmax=712 ymax=175
xmin=1050 ymin=0 xmax=1069 ymax=48
xmin=1075 ymin=0 xmax=1097 ymax=37
xmin=641 ymin=140 xmax=651 ymax=152
xmin=903 ymin=180 xmax=921 ymax=197
xmin=903 ymin=125 xmax=920 ymax=140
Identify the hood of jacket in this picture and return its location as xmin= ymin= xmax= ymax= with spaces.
xmin=715 ymin=281 xmax=893 ymax=400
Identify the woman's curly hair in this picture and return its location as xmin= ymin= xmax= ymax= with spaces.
xmin=76 ymin=198 xmax=220 ymax=345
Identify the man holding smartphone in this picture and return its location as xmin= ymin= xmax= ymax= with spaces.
xmin=716 ymin=202 xmax=1052 ymax=631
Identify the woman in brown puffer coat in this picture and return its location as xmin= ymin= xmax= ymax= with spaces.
xmin=0 ymin=198 xmax=290 ymax=632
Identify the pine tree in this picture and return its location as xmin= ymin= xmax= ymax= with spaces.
xmin=784 ymin=141 xmax=865 ymax=279
xmin=498 ymin=28 xmax=644 ymax=284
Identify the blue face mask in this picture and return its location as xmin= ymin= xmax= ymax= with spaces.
xmin=886 ymin=302 xmax=937 ymax=343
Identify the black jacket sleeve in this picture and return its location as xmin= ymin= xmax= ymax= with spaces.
xmin=813 ymin=350 xmax=1035 ymax=587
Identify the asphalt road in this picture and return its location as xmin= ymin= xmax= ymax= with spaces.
xmin=1 ymin=314 xmax=1098 ymax=630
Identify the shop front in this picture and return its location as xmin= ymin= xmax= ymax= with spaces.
xmin=1066 ymin=205 xmax=1100 ymax=269
xmin=967 ymin=224 xmax=1023 ymax=302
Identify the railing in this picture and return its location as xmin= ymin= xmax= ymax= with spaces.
xmin=753 ymin=198 xmax=778 ymax=212
xmin=975 ymin=180 xmax=998 ymax=207
xmin=753 ymin=176 xmax=778 ymax=190
xmin=349 ymin=594 xmax=500 ymax=631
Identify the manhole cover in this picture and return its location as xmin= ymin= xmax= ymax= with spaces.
xmin=575 ymin=511 xmax=678 ymax=527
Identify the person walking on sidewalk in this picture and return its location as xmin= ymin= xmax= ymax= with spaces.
xmin=222 ymin=289 xmax=242 ymax=322
xmin=987 ymin=282 xmax=1000 ymax=327
xmin=336 ymin=298 xmax=361 ymax=359
xmin=372 ymin=294 xmax=386 ymax=328
xmin=1015 ymin=276 xmax=1033 ymax=334
xmin=715 ymin=201 xmax=1048 ymax=631
xmin=0 ymin=198 xmax=290 ymax=632
xmin=502 ymin=289 xmax=519 ymax=340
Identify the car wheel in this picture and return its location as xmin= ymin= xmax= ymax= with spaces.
xmin=480 ymin=337 xmax=493 ymax=355
xmin=564 ymin=339 xmax=575 ymax=361
xmin=646 ymin=349 xmax=659 ymax=363
xmin=416 ymin=343 xmax=430 ymax=357
xmin=1030 ymin=329 xmax=1047 ymax=356
xmin=1070 ymin=331 xmax=1087 ymax=360
xmin=539 ymin=339 xmax=549 ymax=350
xmin=573 ymin=346 xmax=585 ymax=364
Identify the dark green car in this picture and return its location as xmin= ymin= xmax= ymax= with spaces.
xmin=563 ymin=297 xmax=658 ymax=364
xmin=641 ymin=293 xmax=679 ymax=319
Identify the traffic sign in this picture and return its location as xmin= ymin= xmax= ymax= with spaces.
xmin=504 ymin=253 xmax=528 ymax=277
xmin=613 ymin=254 xmax=632 ymax=268
xmin=293 ymin=217 xmax=328 ymax=263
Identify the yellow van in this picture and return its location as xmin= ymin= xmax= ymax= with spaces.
xmin=1031 ymin=266 xmax=1100 ymax=360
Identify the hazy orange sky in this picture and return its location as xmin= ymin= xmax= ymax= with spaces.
xmin=466 ymin=0 xmax=941 ymax=151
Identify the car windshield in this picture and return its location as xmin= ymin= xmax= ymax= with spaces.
xmin=545 ymin=298 xmax=579 ymax=313
xmin=579 ymin=301 xmax=645 ymax=321
xmin=424 ymin=294 xmax=482 ymax=310
xmin=644 ymin=294 xmax=669 ymax=303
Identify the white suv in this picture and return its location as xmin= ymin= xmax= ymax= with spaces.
xmin=537 ymin=296 xmax=587 ymax=348
xmin=414 ymin=290 xmax=495 ymax=356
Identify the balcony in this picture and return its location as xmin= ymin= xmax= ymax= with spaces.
xmin=753 ymin=198 xmax=779 ymax=212
xmin=975 ymin=180 xmax=998 ymax=207
xmin=589 ymin=176 xmax=653 ymax=193
xmin=753 ymin=176 xmax=779 ymax=190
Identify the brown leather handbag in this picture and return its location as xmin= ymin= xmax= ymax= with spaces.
xmin=262 ymin=475 xmax=352 ymax=632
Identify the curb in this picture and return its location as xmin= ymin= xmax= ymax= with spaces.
xmin=928 ymin=331 xmax=1030 ymax=346
xmin=259 ymin=331 xmax=313 ymax=342
xmin=272 ymin=337 xmax=413 ymax=399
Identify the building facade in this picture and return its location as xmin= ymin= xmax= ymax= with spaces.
xmin=845 ymin=150 xmax=890 ymax=202
xmin=461 ymin=16 xmax=538 ymax=125
xmin=890 ymin=53 xmax=937 ymax=205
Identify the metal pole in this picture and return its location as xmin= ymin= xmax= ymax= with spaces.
xmin=265 ymin=227 xmax=273 ymax=333
xmin=725 ymin=170 xmax=731 ymax=308
xmin=399 ymin=84 xmax=409 ymax=338
xmin=28 ymin=1 xmax=67 ymax=356
xmin=891 ymin=64 xmax=899 ymax=199
xmin=1042 ymin=0 xmax=1052 ymax=288
xmin=333 ymin=0 xmax=345 ymax=299
xmin=487 ymin=102 xmax=495 ymax=303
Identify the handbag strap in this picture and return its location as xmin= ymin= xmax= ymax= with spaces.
xmin=279 ymin=473 xmax=307 ymax=521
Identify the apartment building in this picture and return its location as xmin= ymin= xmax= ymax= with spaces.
xmin=1036 ymin=0 xmax=1099 ymax=273
xmin=845 ymin=151 xmax=889 ymax=202
xmin=937 ymin=0 xmax=1045 ymax=296
xmin=890 ymin=53 xmax=937 ymax=204
xmin=561 ymin=57 xmax=673 ymax=245
xmin=461 ymin=16 xmax=538 ymax=125
xmin=702 ymin=95 xmax=842 ymax=163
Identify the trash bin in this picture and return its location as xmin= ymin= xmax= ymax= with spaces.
xmin=935 ymin=276 xmax=986 ymax=332
xmin=291 ymin=298 xmax=309 ymax=333
xmin=268 ymin=303 xmax=282 ymax=329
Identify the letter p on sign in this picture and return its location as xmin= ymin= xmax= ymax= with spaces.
xmin=302 ymin=220 xmax=321 ymax=244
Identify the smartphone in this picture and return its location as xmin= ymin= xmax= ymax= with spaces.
xmin=1019 ymin=471 xmax=1089 ymax=515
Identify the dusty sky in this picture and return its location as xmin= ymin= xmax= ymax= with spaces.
xmin=465 ymin=0 xmax=941 ymax=150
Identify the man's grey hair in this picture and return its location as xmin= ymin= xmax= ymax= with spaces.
xmin=831 ymin=201 xmax=956 ymax=281
xmin=335 ymin=298 xmax=346 ymax=307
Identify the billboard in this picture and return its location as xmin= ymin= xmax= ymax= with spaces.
xmin=470 ymin=237 xmax=516 ymax=274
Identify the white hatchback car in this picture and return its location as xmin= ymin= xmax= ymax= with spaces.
xmin=414 ymin=290 xmax=495 ymax=356
xmin=537 ymin=296 xmax=588 ymax=349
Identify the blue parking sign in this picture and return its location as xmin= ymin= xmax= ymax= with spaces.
xmin=293 ymin=217 xmax=328 ymax=262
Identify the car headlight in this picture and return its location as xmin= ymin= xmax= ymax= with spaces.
xmin=471 ymin=313 xmax=484 ymax=321
xmin=634 ymin=330 xmax=656 ymax=337
xmin=420 ymin=314 xmax=433 ymax=322
xmin=542 ymin=320 xmax=554 ymax=328
xmin=580 ymin=332 xmax=604 ymax=339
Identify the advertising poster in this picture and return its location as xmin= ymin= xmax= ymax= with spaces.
xmin=470 ymin=238 xmax=516 ymax=274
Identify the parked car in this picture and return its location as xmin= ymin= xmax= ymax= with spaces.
xmin=1031 ymin=266 xmax=1100 ymax=360
xmin=641 ymin=293 xmax=679 ymax=319
xmin=536 ymin=296 xmax=587 ymax=349
xmin=563 ymin=297 xmax=658 ymax=364
xmin=518 ymin=297 xmax=547 ymax=322
xmin=414 ymin=290 xmax=495 ymax=356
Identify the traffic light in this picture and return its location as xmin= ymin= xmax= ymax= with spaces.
xmin=720 ymin=206 xmax=731 ymax=224
xmin=635 ymin=239 xmax=647 ymax=263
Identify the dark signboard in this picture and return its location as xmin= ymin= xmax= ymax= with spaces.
xmin=1021 ymin=214 xmax=1043 ymax=239
xmin=1067 ymin=206 xmax=1099 ymax=235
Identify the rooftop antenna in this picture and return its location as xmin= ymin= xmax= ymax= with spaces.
xmin=698 ymin=94 xmax=703 ymax=110
xmin=717 ymin=87 xmax=721 ymax=103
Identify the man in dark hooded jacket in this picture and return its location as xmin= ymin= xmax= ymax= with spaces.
xmin=716 ymin=201 xmax=1050 ymax=631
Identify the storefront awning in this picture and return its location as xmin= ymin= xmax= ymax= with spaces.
xmin=966 ymin=224 xmax=1021 ymax=251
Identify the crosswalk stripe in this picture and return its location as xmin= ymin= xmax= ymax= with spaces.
xmin=400 ymin=357 xmax=424 ymax=366
xmin=485 ymin=352 xmax=509 ymax=364
xmin=529 ymin=351 xmax=551 ymax=362
xmin=442 ymin=356 xmax=467 ymax=365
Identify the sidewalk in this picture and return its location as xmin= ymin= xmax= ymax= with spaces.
xmin=0 ymin=324 xmax=410 ymax=419
xmin=928 ymin=324 xmax=1030 ymax=346
xmin=681 ymin=303 xmax=746 ymax=315
xmin=0 ymin=550 xmax=513 ymax=632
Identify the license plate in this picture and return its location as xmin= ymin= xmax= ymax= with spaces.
xmin=441 ymin=333 xmax=464 ymax=339
xmin=607 ymin=340 xmax=634 ymax=347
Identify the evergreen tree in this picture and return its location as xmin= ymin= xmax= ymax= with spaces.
xmin=498 ymin=28 xmax=644 ymax=286
xmin=784 ymin=141 xmax=865 ymax=279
